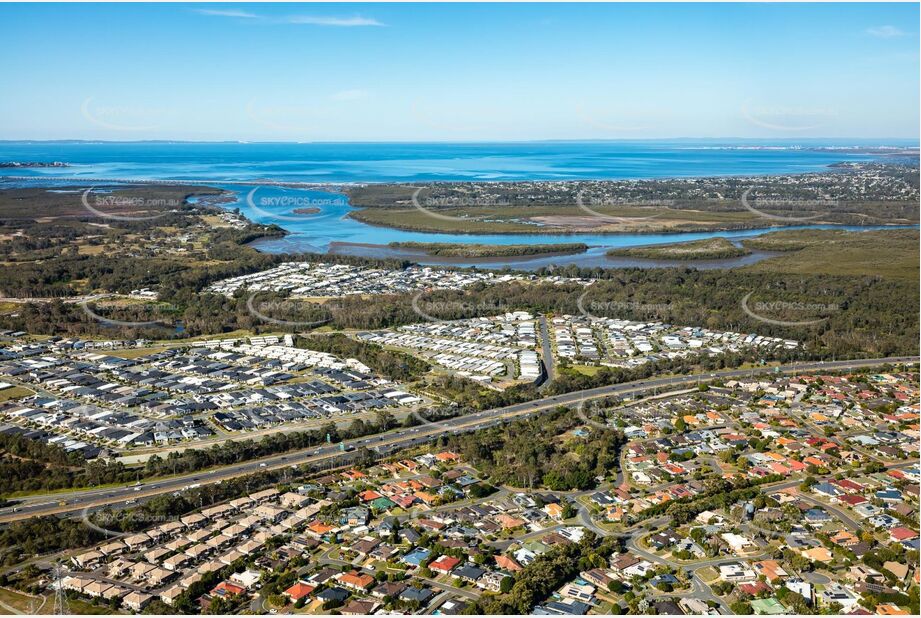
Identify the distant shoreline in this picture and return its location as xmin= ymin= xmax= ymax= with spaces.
xmin=0 ymin=139 xmax=917 ymax=150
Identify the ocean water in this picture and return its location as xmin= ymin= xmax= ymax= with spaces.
xmin=1 ymin=140 xmax=915 ymax=262
xmin=1 ymin=139 xmax=914 ymax=183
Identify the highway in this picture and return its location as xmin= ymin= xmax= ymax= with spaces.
xmin=0 ymin=355 xmax=915 ymax=524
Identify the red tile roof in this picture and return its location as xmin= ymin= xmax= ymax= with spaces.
xmin=283 ymin=582 xmax=316 ymax=601
xmin=430 ymin=555 xmax=461 ymax=573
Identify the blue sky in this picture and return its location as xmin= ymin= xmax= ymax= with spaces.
xmin=0 ymin=2 xmax=918 ymax=141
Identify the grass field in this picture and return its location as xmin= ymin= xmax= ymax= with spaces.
xmin=170 ymin=329 xmax=259 ymax=342
xmin=65 ymin=598 xmax=120 ymax=615
xmin=0 ymin=588 xmax=115 ymax=615
xmin=107 ymin=346 xmax=170 ymax=359
xmin=0 ymin=587 xmax=45 ymax=615
xmin=76 ymin=244 xmax=107 ymax=256
xmin=0 ymin=385 xmax=33 ymax=402
xmin=568 ymin=364 xmax=605 ymax=377
xmin=349 ymin=202 xmax=776 ymax=235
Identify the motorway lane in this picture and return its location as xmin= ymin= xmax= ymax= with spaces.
xmin=0 ymin=356 xmax=915 ymax=523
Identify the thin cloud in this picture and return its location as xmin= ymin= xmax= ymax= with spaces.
xmin=195 ymin=8 xmax=384 ymax=27
xmin=284 ymin=15 xmax=384 ymax=27
xmin=867 ymin=25 xmax=906 ymax=38
xmin=194 ymin=9 xmax=258 ymax=19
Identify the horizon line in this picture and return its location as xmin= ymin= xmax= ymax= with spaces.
xmin=2 ymin=138 xmax=919 ymax=145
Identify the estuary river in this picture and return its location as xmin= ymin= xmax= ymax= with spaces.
xmin=1 ymin=140 xmax=916 ymax=269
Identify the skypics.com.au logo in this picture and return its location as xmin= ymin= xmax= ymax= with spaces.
xmin=409 ymin=188 xmax=510 ymax=223
xmin=740 ymin=187 xmax=836 ymax=223
xmin=246 ymin=187 xmax=346 ymax=222
xmin=81 ymin=98 xmax=175 ymax=132
xmin=410 ymin=291 xmax=509 ymax=325
xmin=246 ymin=294 xmax=333 ymax=329
xmin=574 ymin=190 xmax=670 ymax=225
xmin=740 ymin=291 xmax=840 ymax=327
xmin=81 ymin=188 xmax=180 ymax=222
xmin=576 ymin=287 xmax=671 ymax=321
xmin=79 ymin=295 xmax=178 ymax=330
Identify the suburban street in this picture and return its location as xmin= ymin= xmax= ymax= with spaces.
xmin=537 ymin=314 xmax=556 ymax=388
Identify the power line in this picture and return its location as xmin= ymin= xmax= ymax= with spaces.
xmin=52 ymin=562 xmax=70 ymax=615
